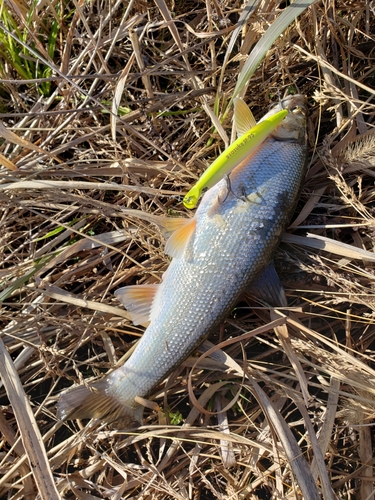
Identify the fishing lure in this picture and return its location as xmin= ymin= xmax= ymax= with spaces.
xmin=183 ymin=99 xmax=288 ymax=209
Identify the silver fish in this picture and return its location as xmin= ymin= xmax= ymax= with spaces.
xmin=57 ymin=95 xmax=308 ymax=425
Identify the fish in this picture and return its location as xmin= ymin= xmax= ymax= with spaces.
xmin=57 ymin=94 xmax=308 ymax=426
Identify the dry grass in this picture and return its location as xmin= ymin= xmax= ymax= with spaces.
xmin=1 ymin=0 xmax=375 ymax=498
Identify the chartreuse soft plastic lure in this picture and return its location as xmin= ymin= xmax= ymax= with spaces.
xmin=183 ymin=99 xmax=288 ymax=209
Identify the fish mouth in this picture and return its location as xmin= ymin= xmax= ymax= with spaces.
xmin=262 ymin=94 xmax=307 ymax=117
xmin=279 ymin=94 xmax=307 ymax=113
xmin=263 ymin=94 xmax=307 ymax=144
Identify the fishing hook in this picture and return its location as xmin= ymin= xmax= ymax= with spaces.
xmin=218 ymin=174 xmax=248 ymax=204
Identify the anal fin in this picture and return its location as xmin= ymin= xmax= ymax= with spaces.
xmin=115 ymin=284 xmax=159 ymax=325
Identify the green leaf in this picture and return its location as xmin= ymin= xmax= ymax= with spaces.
xmin=169 ymin=410 xmax=183 ymax=425
xmin=231 ymin=0 xmax=316 ymax=104
xmin=0 ymin=258 xmax=50 ymax=302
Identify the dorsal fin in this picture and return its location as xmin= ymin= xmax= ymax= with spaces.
xmin=165 ymin=217 xmax=196 ymax=259
xmin=233 ymin=98 xmax=257 ymax=137
xmin=114 ymin=284 xmax=159 ymax=325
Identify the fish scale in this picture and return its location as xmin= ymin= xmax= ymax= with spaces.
xmin=57 ymin=95 xmax=308 ymax=425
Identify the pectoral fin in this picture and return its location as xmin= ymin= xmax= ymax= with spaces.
xmin=117 ymin=213 xmax=197 ymax=260
xmin=234 ymin=98 xmax=257 ymax=137
xmin=159 ymin=216 xmax=193 ymax=233
xmin=165 ymin=217 xmax=196 ymax=258
xmin=115 ymin=284 xmax=159 ymax=325
xmin=130 ymin=213 xmax=193 ymax=237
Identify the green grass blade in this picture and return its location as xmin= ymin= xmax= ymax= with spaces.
xmin=0 ymin=261 xmax=48 ymax=303
xmin=231 ymin=0 xmax=316 ymax=105
xmin=218 ymin=0 xmax=261 ymax=92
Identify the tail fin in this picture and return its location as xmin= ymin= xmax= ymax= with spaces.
xmin=57 ymin=379 xmax=143 ymax=427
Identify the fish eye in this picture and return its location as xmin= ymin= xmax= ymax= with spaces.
xmin=291 ymin=105 xmax=303 ymax=114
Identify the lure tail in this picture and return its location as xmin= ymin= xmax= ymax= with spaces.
xmin=57 ymin=379 xmax=143 ymax=426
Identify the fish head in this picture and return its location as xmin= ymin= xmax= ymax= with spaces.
xmin=260 ymin=94 xmax=307 ymax=144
